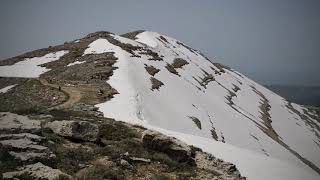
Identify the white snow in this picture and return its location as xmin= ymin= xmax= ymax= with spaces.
xmin=84 ymin=38 xmax=144 ymax=125
xmin=0 ymin=84 xmax=17 ymax=93
xmin=150 ymin=127 xmax=320 ymax=180
xmin=110 ymin=34 xmax=144 ymax=47
xmin=83 ymin=39 xmax=119 ymax=55
xmin=66 ymin=61 xmax=85 ymax=67
xmin=83 ymin=31 xmax=320 ymax=179
xmin=0 ymin=50 xmax=68 ymax=78
xmin=135 ymin=31 xmax=159 ymax=48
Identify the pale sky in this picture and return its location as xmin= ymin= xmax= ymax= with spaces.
xmin=0 ymin=0 xmax=319 ymax=85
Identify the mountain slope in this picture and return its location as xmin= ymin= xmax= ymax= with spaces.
xmin=0 ymin=30 xmax=319 ymax=180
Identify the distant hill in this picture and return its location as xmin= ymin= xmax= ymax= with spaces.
xmin=266 ymin=85 xmax=320 ymax=107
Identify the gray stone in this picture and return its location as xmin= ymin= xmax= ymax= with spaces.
xmin=0 ymin=112 xmax=41 ymax=133
xmin=2 ymin=162 xmax=71 ymax=180
xmin=45 ymin=120 xmax=99 ymax=141
xmin=129 ymin=157 xmax=151 ymax=163
xmin=0 ymin=133 xmax=55 ymax=162
xmin=120 ymin=159 xmax=133 ymax=170
xmin=0 ymin=136 xmax=47 ymax=151
xmin=9 ymin=151 xmax=56 ymax=161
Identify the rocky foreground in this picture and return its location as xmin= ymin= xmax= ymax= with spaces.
xmin=0 ymin=109 xmax=245 ymax=179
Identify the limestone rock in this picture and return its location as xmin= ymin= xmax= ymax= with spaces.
xmin=0 ymin=133 xmax=55 ymax=162
xmin=9 ymin=151 xmax=56 ymax=161
xmin=45 ymin=120 xmax=99 ymax=141
xmin=142 ymin=130 xmax=193 ymax=163
xmin=0 ymin=135 xmax=47 ymax=151
xmin=0 ymin=112 xmax=41 ymax=133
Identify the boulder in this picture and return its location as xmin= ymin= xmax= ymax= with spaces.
xmin=2 ymin=162 xmax=71 ymax=180
xmin=45 ymin=120 xmax=99 ymax=142
xmin=9 ymin=151 xmax=56 ymax=161
xmin=142 ymin=130 xmax=194 ymax=164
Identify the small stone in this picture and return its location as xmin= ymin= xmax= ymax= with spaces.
xmin=129 ymin=157 xmax=151 ymax=163
xmin=78 ymin=163 xmax=86 ymax=169
xmin=120 ymin=159 xmax=133 ymax=170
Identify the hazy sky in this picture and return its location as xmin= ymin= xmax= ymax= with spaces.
xmin=0 ymin=0 xmax=319 ymax=86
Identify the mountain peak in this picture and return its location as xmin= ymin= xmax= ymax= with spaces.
xmin=0 ymin=30 xmax=319 ymax=180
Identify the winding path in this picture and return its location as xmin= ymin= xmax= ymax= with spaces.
xmin=39 ymin=78 xmax=82 ymax=110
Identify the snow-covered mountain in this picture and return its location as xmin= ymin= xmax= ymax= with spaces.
xmin=1 ymin=30 xmax=319 ymax=180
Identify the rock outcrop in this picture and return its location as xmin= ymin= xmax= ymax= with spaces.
xmin=195 ymin=151 xmax=245 ymax=180
xmin=142 ymin=129 xmax=245 ymax=180
xmin=0 ymin=133 xmax=55 ymax=162
xmin=142 ymin=129 xmax=194 ymax=164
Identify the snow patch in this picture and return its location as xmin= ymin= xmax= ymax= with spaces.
xmin=0 ymin=50 xmax=68 ymax=78
xmin=136 ymin=31 xmax=159 ymax=48
xmin=66 ymin=61 xmax=85 ymax=67
xmin=0 ymin=84 xmax=17 ymax=93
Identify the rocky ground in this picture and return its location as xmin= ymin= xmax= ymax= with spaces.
xmin=0 ymin=110 xmax=245 ymax=180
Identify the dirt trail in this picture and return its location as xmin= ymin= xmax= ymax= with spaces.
xmin=39 ymin=78 xmax=82 ymax=110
